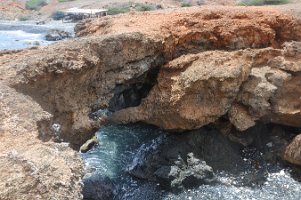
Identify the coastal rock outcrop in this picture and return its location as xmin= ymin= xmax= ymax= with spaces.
xmin=111 ymin=42 xmax=301 ymax=132
xmin=45 ymin=29 xmax=72 ymax=41
xmin=1 ymin=6 xmax=301 ymax=199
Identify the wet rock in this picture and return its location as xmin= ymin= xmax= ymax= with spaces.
xmin=45 ymin=29 xmax=71 ymax=41
xmin=36 ymin=21 xmax=46 ymax=25
xmin=1 ymin=7 xmax=301 ymax=199
xmin=154 ymin=153 xmax=216 ymax=190
xmin=82 ymin=173 xmax=114 ymax=200
xmin=284 ymin=134 xmax=301 ymax=166
xmin=80 ymin=135 xmax=99 ymax=153
xmin=128 ymin=127 xmax=242 ymax=190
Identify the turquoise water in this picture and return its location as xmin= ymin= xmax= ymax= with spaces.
xmin=2 ymin=21 xmax=300 ymax=200
xmin=82 ymin=123 xmax=163 ymax=178
xmin=81 ymin=123 xmax=165 ymax=199
xmin=81 ymin=124 xmax=301 ymax=200
xmin=0 ymin=30 xmax=51 ymax=50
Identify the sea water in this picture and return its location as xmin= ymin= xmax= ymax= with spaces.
xmin=0 ymin=30 xmax=51 ymax=50
xmin=82 ymin=123 xmax=301 ymax=200
xmin=0 ymin=21 xmax=75 ymax=50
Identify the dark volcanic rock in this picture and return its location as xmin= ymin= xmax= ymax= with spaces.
xmin=45 ymin=29 xmax=71 ymax=41
xmin=127 ymin=123 xmax=299 ymax=190
xmin=83 ymin=173 xmax=114 ymax=200
xmin=127 ymin=127 xmax=243 ymax=190
xmin=154 ymin=153 xmax=216 ymax=190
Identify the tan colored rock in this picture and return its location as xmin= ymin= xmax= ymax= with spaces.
xmin=0 ymin=7 xmax=301 ymax=199
xmin=284 ymin=134 xmax=301 ymax=166
xmin=112 ymin=51 xmax=252 ymax=130
xmin=228 ymin=104 xmax=256 ymax=131
xmin=80 ymin=135 xmax=99 ymax=153
xmin=112 ymin=44 xmax=301 ymax=131
xmin=76 ymin=6 xmax=301 ymax=54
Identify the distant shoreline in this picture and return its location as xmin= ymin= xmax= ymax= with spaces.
xmin=0 ymin=20 xmax=76 ymax=50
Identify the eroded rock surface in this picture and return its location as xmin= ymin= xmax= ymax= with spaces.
xmin=112 ymin=43 xmax=301 ymax=132
xmin=284 ymin=134 xmax=301 ymax=166
xmin=1 ymin=6 xmax=301 ymax=200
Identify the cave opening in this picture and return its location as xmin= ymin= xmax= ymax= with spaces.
xmin=108 ymin=65 xmax=161 ymax=112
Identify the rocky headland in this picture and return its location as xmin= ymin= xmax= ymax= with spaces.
xmin=0 ymin=6 xmax=301 ymax=199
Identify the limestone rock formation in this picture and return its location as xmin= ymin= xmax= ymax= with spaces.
xmin=80 ymin=135 xmax=99 ymax=153
xmin=1 ymin=6 xmax=301 ymax=199
xmin=112 ymin=43 xmax=301 ymax=132
xmin=284 ymin=134 xmax=301 ymax=165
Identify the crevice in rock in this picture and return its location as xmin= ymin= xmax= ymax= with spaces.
xmin=108 ymin=65 xmax=161 ymax=112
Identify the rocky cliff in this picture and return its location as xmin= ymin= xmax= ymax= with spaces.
xmin=1 ymin=6 xmax=301 ymax=199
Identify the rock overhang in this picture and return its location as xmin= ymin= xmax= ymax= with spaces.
xmin=1 ymin=6 xmax=301 ymax=199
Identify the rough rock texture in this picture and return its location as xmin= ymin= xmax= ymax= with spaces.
xmin=80 ymin=135 xmax=99 ymax=153
xmin=0 ymin=84 xmax=84 ymax=199
xmin=76 ymin=6 xmax=301 ymax=54
xmin=0 ymin=32 xmax=164 ymax=147
xmin=45 ymin=29 xmax=72 ymax=41
xmin=112 ymin=43 xmax=301 ymax=132
xmin=284 ymin=134 xmax=301 ymax=165
xmin=1 ymin=6 xmax=301 ymax=199
xmin=127 ymin=124 xmax=293 ymax=190
xmin=153 ymin=153 xmax=216 ymax=190
xmin=127 ymin=128 xmax=238 ymax=190
xmin=82 ymin=173 xmax=114 ymax=200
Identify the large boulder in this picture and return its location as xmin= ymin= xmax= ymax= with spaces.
xmin=45 ymin=29 xmax=71 ymax=41
xmin=112 ymin=42 xmax=301 ymax=132
xmin=153 ymin=153 xmax=217 ymax=190
xmin=284 ymin=134 xmax=301 ymax=166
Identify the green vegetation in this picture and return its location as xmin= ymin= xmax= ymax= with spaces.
xmin=239 ymin=0 xmax=289 ymax=6
xmin=107 ymin=2 xmax=156 ymax=15
xmin=107 ymin=4 xmax=130 ymax=15
xmin=135 ymin=3 xmax=155 ymax=11
xmin=180 ymin=0 xmax=192 ymax=7
xmin=25 ymin=0 xmax=47 ymax=10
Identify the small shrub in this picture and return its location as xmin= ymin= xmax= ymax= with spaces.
xmin=264 ymin=0 xmax=290 ymax=4
xmin=107 ymin=4 xmax=131 ymax=15
xmin=181 ymin=0 xmax=192 ymax=7
xmin=107 ymin=2 xmax=156 ymax=15
xmin=52 ymin=11 xmax=65 ymax=20
xmin=25 ymin=0 xmax=47 ymax=10
xmin=135 ymin=3 xmax=155 ymax=11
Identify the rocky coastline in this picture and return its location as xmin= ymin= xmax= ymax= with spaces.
xmin=0 ymin=6 xmax=301 ymax=199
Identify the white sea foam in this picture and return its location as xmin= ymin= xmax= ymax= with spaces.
xmin=0 ymin=30 xmax=51 ymax=50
